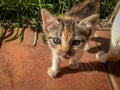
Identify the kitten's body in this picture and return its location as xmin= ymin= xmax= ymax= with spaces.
xmin=41 ymin=0 xmax=99 ymax=78
xmin=96 ymin=9 xmax=120 ymax=63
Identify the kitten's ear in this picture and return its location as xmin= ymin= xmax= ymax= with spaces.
xmin=41 ymin=9 xmax=59 ymax=33
xmin=78 ymin=14 xmax=99 ymax=34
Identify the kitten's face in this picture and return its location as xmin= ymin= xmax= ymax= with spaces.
xmin=46 ymin=19 xmax=89 ymax=59
xmin=41 ymin=9 xmax=98 ymax=59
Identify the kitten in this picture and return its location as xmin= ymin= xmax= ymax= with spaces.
xmin=41 ymin=0 xmax=99 ymax=78
xmin=96 ymin=9 xmax=120 ymax=63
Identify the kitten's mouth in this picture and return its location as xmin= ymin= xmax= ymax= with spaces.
xmin=58 ymin=51 xmax=74 ymax=60
xmin=62 ymin=55 xmax=71 ymax=59
xmin=60 ymin=54 xmax=72 ymax=60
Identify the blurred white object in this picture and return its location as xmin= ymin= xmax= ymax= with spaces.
xmin=111 ymin=9 xmax=120 ymax=47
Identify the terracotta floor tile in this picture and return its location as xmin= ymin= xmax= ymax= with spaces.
xmin=0 ymin=30 xmax=113 ymax=90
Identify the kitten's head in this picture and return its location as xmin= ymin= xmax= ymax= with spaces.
xmin=41 ymin=9 xmax=99 ymax=59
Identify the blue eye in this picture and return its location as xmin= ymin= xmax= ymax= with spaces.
xmin=53 ymin=38 xmax=61 ymax=44
xmin=72 ymin=40 xmax=82 ymax=46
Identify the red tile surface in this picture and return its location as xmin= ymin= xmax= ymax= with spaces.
xmin=0 ymin=29 xmax=115 ymax=90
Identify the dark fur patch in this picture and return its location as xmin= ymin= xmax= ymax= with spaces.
xmin=66 ymin=0 xmax=99 ymax=20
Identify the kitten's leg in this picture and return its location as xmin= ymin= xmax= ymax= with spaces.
xmin=48 ymin=51 xmax=60 ymax=78
xmin=69 ymin=55 xmax=80 ymax=70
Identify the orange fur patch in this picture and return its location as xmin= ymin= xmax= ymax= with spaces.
xmin=56 ymin=29 xmax=73 ymax=52
xmin=56 ymin=45 xmax=69 ymax=52
xmin=60 ymin=15 xmax=74 ymax=20
xmin=63 ymin=29 xmax=72 ymax=43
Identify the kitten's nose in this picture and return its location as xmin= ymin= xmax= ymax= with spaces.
xmin=62 ymin=52 xmax=67 ymax=56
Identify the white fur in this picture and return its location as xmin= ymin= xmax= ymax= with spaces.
xmin=47 ymin=49 xmax=60 ymax=78
xmin=51 ymin=50 xmax=60 ymax=71
xmin=96 ymin=9 xmax=120 ymax=62
xmin=84 ymin=42 xmax=90 ymax=51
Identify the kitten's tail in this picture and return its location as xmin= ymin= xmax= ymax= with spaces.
xmin=66 ymin=0 xmax=100 ymax=20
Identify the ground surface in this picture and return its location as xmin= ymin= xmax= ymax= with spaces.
xmin=0 ymin=29 xmax=120 ymax=90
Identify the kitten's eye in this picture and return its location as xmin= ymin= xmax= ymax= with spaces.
xmin=53 ymin=38 xmax=61 ymax=44
xmin=72 ymin=40 xmax=82 ymax=46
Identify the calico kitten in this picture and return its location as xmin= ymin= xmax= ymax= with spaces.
xmin=96 ymin=9 xmax=120 ymax=63
xmin=41 ymin=0 xmax=99 ymax=78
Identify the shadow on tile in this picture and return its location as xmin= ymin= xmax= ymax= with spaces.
xmin=57 ymin=61 xmax=120 ymax=78
xmin=88 ymin=36 xmax=110 ymax=53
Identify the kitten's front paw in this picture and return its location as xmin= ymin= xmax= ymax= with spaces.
xmin=47 ymin=68 xmax=60 ymax=78
xmin=96 ymin=51 xmax=106 ymax=63
xmin=69 ymin=63 xmax=79 ymax=70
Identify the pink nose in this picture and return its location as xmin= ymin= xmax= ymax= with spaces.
xmin=62 ymin=52 xmax=67 ymax=56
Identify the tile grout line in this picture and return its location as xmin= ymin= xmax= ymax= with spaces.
xmin=106 ymin=65 xmax=120 ymax=90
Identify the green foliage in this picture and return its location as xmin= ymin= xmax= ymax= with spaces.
xmin=100 ymin=0 xmax=119 ymax=19
xmin=41 ymin=34 xmax=47 ymax=44
xmin=0 ymin=0 xmax=118 ymax=27
xmin=0 ymin=0 xmax=41 ymax=27
xmin=0 ymin=0 xmax=83 ymax=26
xmin=0 ymin=0 xmax=41 ymax=46
xmin=0 ymin=0 xmax=119 ymax=27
